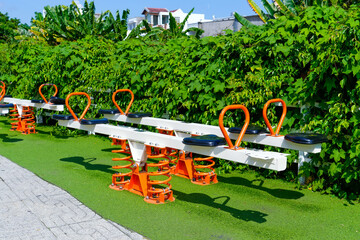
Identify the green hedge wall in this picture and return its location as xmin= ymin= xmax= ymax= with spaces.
xmin=1 ymin=5 xmax=359 ymax=199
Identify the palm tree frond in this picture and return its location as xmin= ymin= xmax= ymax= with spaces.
xmin=247 ymin=0 xmax=268 ymax=23
xmin=234 ymin=12 xmax=255 ymax=28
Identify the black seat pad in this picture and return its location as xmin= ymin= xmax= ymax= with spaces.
xmin=31 ymin=99 xmax=45 ymax=103
xmin=0 ymin=103 xmax=14 ymax=108
xmin=285 ymin=133 xmax=328 ymax=144
xmin=228 ymin=125 xmax=267 ymax=135
xmin=52 ymin=114 xmax=77 ymax=120
xmin=4 ymin=95 xmax=12 ymax=98
xmin=98 ymin=109 xmax=120 ymax=115
xmin=49 ymin=96 xmax=65 ymax=105
xmin=127 ymin=112 xmax=152 ymax=118
xmin=183 ymin=134 xmax=226 ymax=147
xmin=80 ymin=118 xmax=108 ymax=125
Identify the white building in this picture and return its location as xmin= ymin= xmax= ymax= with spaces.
xmin=140 ymin=7 xmax=209 ymax=30
xmin=128 ymin=17 xmax=145 ymax=30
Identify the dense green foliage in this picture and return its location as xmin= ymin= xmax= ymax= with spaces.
xmin=31 ymin=0 xmax=129 ymax=44
xmin=0 ymin=12 xmax=20 ymax=43
xmin=235 ymin=0 xmax=359 ymax=26
xmin=0 ymin=5 xmax=359 ymax=199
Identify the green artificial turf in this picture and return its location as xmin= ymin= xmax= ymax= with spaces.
xmin=0 ymin=116 xmax=359 ymax=239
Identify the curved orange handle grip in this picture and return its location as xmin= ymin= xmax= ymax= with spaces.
xmin=0 ymin=81 xmax=5 ymax=101
xmin=112 ymin=89 xmax=134 ymax=115
xmin=262 ymin=99 xmax=287 ymax=136
xmin=219 ymin=105 xmax=250 ymax=150
xmin=65 ymin=92 xmax=91 ymax=121
xmin=39 ymin=83 xmax=58 ymax=104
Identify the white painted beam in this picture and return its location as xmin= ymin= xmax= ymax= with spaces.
xmin=103 ymin=114 xmax=321 ymax=153
xmin=0 ymin=108 xmax=9 ymax=115
xmin=58 ymin=120 xmax=289 ymax=171
xmin=3 ymin=98 xmax=64 ymax=112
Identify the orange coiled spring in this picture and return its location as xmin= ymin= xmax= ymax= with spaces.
xmin=110 ymin=159 xmax=137 ymax=191
xmin=21 ymin=106 xmax=36 ymax=134
xmin=193 ymin=155 xmax=218 ymax=185
xmin=187 ymin=133 xmax=218 ymax=185
xmin=156 ymin=128 xmax=179 ymax=171
xmin=109 ymin=137 xmax=136 ymax=190
xmin=9 ymin=105 xmax=19 ymax=131
xmin=110 ymin=137 xmax=131 ymax=160
xmin=144 ymin=144 xmax=175 ymax=204
xmin=9 ymin=106 xmax=36 ymax=134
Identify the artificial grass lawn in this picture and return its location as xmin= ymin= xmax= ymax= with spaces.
xmin=0 ymin=116 xmax=359 ymax=240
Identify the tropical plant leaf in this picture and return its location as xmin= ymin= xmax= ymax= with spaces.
xmin=184 ymin=27 xmax=204 ymax=39
xmin=247 ymin=0 xmax=268 ymax=23
xmin=142 ymin=19 xmax=152 ymax=32
xmin=234 ymin=12 xmax=255 ymax=28
xmin=274 ymin=0 xmax=296 ymax=16
xmin=169 ymin=12 xmax=177 ymax=34
xmin=180 ymin=8 xmax=194 ymax=32
xmin=261 ymin=0 xmax=276 ymax=16
xmin=283 ymin=0 xmax=298 ymax=15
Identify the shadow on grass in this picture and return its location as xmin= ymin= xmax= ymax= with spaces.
xmin=217 ymin=175 xmax=304 ymax=200
xmin=0 ymin=133 xmax=23 ymax=143
xmin=173 ymin=190 xmax=267 ymax=223
xmin=101 ymin=148 xmax=121 ymax=153
xmin=60 ymin=156 xmax=115 ymax=174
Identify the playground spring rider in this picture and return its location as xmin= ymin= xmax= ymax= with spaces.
xmin=10 ymin=83 xmax=62 ymax=134
xmin=177 ymin=105 xmax=250 ymax=185
xmin=0 ymin=81 xmax=33 ymax=134
xmin=105 ymin=89 xmax=175 ymax=204
xmin=107 ymin=89 xmax=138 ymax=191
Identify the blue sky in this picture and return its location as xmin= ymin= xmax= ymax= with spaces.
xmin=0 ymin=0 xmax=265 ymax=24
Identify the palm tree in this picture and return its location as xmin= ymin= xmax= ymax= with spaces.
xmin=31 ymin=0 xmax=129 ymax=44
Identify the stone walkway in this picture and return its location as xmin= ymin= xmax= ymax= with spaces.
xmin=0 ymin=155 xmax=146 ymax=240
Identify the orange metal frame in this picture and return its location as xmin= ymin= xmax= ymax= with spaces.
xmin=112 ymin=89 xmax=134 ymax=115
xmin=4 ymin=81 xmax=37 ymax=134
xmin=262 ymin=99 xmax=287 ymax=137
xmin=173 ymin=105 xmax=250 ymax=185
xmin=39 ymin=83 xmax=58 ymax=104
xmin=0 ymin=81 xmax=5 ymax=101
xmin=219 ymin=104 xmax=250 ymax=150
xmin=65 ymin=92 xmax=91 ymax=121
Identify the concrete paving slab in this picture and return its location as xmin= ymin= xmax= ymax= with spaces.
xmin=0 ymin=155 xmax=146 ymax=240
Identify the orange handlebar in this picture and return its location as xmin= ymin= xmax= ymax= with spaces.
xmin=262 ymin=99 xmax=287 ymax=136
xmin=0 ymin=81 xmax=5 ymax=101
xmin=112 ymin=89 xmax=134 ymax=115
xmin=65 ymin=92 xmax=91 ymax=121
xmin=39 ymin=83 xmax=58 ymax=104
xmin=219 ymin=104 xmax=250 ymax=150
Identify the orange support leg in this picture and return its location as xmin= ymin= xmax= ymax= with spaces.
xmin=174 ymin=152 xmax=218 ymax=185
